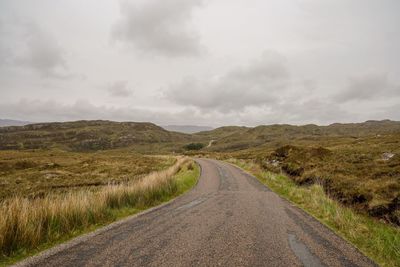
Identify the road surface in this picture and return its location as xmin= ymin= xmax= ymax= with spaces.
xmin=17 ymin=159 xmax=376 ymax=267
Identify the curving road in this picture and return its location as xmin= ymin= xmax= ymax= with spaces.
xmin=17 ymin=159 xmax=376 ymax=267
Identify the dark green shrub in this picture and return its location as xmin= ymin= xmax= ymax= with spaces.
xmin=184 ymin=143 xmax=205 ymax=151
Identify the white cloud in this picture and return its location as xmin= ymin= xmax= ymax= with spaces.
xmin=19 ymin=26 xmax=68 ymax=78
xmin=335 ymin=73 xmax=400 ymax=102
xmin=107 ymin=80 xmax=132 ymax=97
xmin=165 ymin=51 xmax=290 ymax=111
xmin=0 ymin=19 xmax=74 ymax=79
xmin=112 ymin=0 xmax=204 ymax=57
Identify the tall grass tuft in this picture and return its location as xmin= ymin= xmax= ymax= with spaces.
xmin=0 ymin=157 xmax=189 ymax=258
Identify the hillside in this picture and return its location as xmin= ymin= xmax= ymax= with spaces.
xmin=0 ymin=120 xmax=192 ymax=152
xmin=199 ymin=120 xmax=400 ymax=152
xmin=2 ymin=119 xmax=399 ymax=153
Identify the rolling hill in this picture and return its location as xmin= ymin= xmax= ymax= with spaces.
xmin=197 ymin=120 xmax=400 ymax=152
xmin=0 ymin=120 xmax=193 ymax=152
xmin=1 ymin=119 xmax=399 ymax=153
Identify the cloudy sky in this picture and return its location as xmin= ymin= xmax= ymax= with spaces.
xmin=0 ymin=0 xmax=399 ymax=126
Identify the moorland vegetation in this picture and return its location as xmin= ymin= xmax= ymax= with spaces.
xmin=0 ymin=119 xmax=399 ymax=265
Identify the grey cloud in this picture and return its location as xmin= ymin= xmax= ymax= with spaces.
xmin=223 ymin=97 xmax=354 ymax=126
xmin=378 ymin=103 xmax=400 ymax=120
xmin=1 ymin=1 xmax=399 ymax=126
xmin=112 ymin=0 xmax=204 ymax=57
xmin=107 ymin=80 xmax=132 ymax=97
xmin=335 ymin=73 xmax=400 ymax=102
xmin=16 ymin=24 xmax=68 ymax=79
xmin=165 ymin=51 xmax=289 ymax=111
xmin=0 ymin=99 xmax=223 ymax=126
xmin=276 ymin=98 xmax=353 ymax=125
xmin=0 ymin=19 xmax=72 ymax=79
xmin=0 ymin=96 xmax=394 ymax=127
xmin=0 ymin=19 xmax=19 ymax=66
xmin=0 ymin=20 xmax=8 ymax=66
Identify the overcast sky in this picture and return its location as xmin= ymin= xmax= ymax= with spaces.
xmin=0 ymin=0 xmax=399 ymax=126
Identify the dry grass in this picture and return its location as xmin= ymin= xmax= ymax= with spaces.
xmin=0 ymin=149 xmax=176 ymax=199
xmin=0 ymin=157 xmax=190 ymax=259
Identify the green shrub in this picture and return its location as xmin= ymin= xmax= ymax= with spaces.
xmin=184 ymin=143 xmax=205 ymax=151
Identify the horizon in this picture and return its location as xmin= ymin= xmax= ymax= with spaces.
xmin=0 ymin=117 xmax=397 ymax=129
xmin=1 ymin=1 xmax=399 ymax=126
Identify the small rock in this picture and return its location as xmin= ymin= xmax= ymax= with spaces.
xmin=382 ymin=152 xmax=395 ymax=161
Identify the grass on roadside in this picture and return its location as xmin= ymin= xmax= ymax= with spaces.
xmin=227 ymin=158 xmax=400 ymax=267
xmin=0 ymin=157 xmax=199 ymax=266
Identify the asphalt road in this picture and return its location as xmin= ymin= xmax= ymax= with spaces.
xmin=17 ymin=159 xmax=376 ymax=267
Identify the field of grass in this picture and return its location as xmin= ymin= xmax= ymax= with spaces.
xmin=0 ymin=157 xmax=199 ymax=265
xmin=228 ymin=158 xmax=400 ymax=267
xmin=0 ymin=149 xmax=176 ymax=199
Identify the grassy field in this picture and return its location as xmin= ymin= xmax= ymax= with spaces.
xmin=0 ymin=157 xmax=199 ymax=265
xmin=228 ymin=158 xmax=400 ymax=267
xmin=0 ymin=149 xmax=176 ymax=199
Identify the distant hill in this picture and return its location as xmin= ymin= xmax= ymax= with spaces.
xmin=0 ymin=119 xmax=31 ymax=127
xmin=0 ymin=120 xmax=192 ymax=151
xmin=162 ymin=125 xmax=214 ymax=134
xmin=195 ymin=120 xmax=400 ymax=152
xmin=1 ymin=119 xmax=399 ymax=153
